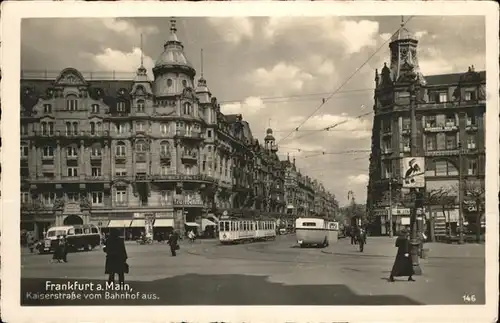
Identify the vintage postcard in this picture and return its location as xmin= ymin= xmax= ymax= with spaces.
xmin=1 ymin=1 xmax=498 ymax=322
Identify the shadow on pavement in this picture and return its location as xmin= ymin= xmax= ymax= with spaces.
xmin=22 ymin=274 xmax=422 ymax=306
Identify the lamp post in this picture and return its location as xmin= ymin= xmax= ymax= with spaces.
xmin=388 ymin=175 xmax=394 ymax=237
xmin=409 ymin=81 xmax=422 ymax=275
xmin=458 ymin=142 xmax=465 ymax=244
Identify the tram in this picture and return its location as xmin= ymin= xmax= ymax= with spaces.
xmin=295 ymin=217 xmax=329 ymax=248
xmin=218 ymin=217 xmax=277 ymax=244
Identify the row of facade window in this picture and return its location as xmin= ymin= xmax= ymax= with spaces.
xmin=30 ymin=120 xmax=207 ymax=137
xmin=382 ymin=113 xmax=478 ymax=132
xmin=381 ymin=133 xmax=478 ymax=152
xmin=42 ymin=98 xmax=197 ymax=115
xmin=382 ymin=158 xmax=479 ymax=179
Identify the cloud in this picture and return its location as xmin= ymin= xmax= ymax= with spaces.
xmin=206 ymin=18 xmax=254 ymax=44
xmin=247 ymin=62 xmax=314 ymax=94
xmin=220 ymin=96 xmax=266 ymax=115
xmin=83 ymin=47 xmax=155 ymax=74
xmin=101 ymin=18 xmax=159 ymax=38
xmin=348 ymin=174 xmax=369 ymax=185
xmin=414 ymin=30 xmax=428 ymax=39
xmin=337 ymin=20 xmax=380 ymax=54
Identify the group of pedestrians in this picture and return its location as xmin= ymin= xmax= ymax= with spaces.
xmin=103 ymin=228 xmax=181 ymax=285
xmin=349 ymin=226 xmax=367 ymax=252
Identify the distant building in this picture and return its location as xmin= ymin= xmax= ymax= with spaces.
xmin=20 ymin=19 xmax=336 ymax=239
xmin=366 ymin=23 xmax=486 ymax=237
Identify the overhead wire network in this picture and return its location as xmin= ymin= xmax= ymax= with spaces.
xmin=276 ymin=16 xmax=415 ymax=145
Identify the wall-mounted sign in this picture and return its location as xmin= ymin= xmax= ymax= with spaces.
xmin=401 ymin=157 xmax=425 ymax=188
xmin=63 ymin=202 xmax=81 ymax=215
xmin=401 ymin=217 xmax=411 ymax=225
xmin=463 ymin=200 xmax=477 ymax=212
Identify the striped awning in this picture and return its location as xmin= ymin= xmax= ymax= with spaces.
xmin=154 ymin=218 xmax=174 ymax=228
xmin=185 ymin=222 xmax=199 ymax=227
xmin=202 ymin=218 xmax=216 ymax=231
xmin=130 ymin=219 xmax=146 ymax=228
xmin=108 ymin=220 xmax=132 ymax=228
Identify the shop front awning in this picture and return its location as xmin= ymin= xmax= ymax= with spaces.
xmin=154 ymin=218 xmax=174 ymax=228
xmin=108 ymin=220 xmax=132 ymax=228
xmin=89 ymin=220 xmax=109 ymax=228
xmin=202 ymin=218 xmax=216 ymax=231
xmin=130 ymin=219 xmax=146 ymax=228
xmin=185 ymin=222 xmax=199 ymax=227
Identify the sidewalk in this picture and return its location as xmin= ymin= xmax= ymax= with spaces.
xmin=324 ymin=237 xmax=485 ymax=259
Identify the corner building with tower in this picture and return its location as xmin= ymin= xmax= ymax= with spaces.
xmin=366 ymin=23 xmax=486 ymax=239
xmin=20 ymin=20 xmax=338 ymax=239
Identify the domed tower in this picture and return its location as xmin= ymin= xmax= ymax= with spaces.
xmin=153 ymin=19 xmax=196 ymax=97
xmin=264 ymin=128 xmax=278 ymax=153
xmin=389 ymin=17 xmax=426 ymax=86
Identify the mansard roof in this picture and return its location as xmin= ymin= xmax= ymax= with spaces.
xmin=425 ymin=70 xmax=486 ymax=86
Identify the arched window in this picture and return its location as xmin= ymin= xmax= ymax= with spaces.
xmin=65 ymin=122 xmax=71 ymax=135
xmin=183 ymin=102 xmax=191 ymax=115
xmin=66 ymin=94 xmax=78 ymax=111
xmin=135 ymin=140 xmax=147 ymax=152
xmin=72 ymin=122 xmax=79 ymax=135
xmin=115 ymin=141 xmax=126 ymax=156
xmin=160 ymin=141 xmax=170 ymax=154
xmin=137 ymin=100 xmax=145 ymax=113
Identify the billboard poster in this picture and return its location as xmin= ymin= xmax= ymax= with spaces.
xmin=401 ymin=157 xmax=425 ymax=188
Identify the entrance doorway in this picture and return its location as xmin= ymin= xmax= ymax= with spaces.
xmin=63 ymin=214 xmax=83 ymax=225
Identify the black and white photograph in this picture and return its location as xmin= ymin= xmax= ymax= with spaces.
xmin=1 ymin=2 xmax=498 ymax=323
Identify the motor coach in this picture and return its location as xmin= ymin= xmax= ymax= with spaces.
xmin=38 ymin=224 xmax=101 ymax=254
xmin=295 ymin=217 xmax=329 ymax=248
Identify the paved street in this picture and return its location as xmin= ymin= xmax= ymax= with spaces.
xmin=21 ymin=235 xmax=485 ymax=305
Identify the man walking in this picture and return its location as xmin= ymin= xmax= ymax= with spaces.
xmin=167 ymin=231 xmax=180 ymax=257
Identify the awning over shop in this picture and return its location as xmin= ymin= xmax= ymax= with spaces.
xmin=89 ymin=220 xmax=109 ymax=228
xmin=108 ymin=220 xmax=132 ymax=228
xmin=154 ymin=219 xmax=174 ymax=228
xmin=130 ymin=219 xmax=146 ymax=228
xmin=206 ymin=214 xmax=219 ymax=223
xmin=202 ymin=218 xmax=216 ymax=231
xmin=185 ymin=222 xmax=199 ymax=227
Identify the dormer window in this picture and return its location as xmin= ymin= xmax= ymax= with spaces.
xmin=117 ymin=102 xmax=126 ymax=113
xmin=137 ymin=100 xmax=145 ymax=113
xmin=91 ymin=104 xmax=99 ymax=114
xmin=43 ymin=104 xmax=52 ymax=113
xmin=66 ymin=95 xmax=78 ymax=111
xmin=183 ymin=103 xmax=191 ymax=115
xmin=167 ymin=79 xmax=173 ymax=87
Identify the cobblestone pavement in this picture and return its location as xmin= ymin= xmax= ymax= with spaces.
xmin=19 ymin=235 xmax=485 ymax=305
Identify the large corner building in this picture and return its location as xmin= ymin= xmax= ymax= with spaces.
xmin=366 ymin=24 xmax=486 ymax=238
xmin=20 ymin=20 xmax=338 ymax=239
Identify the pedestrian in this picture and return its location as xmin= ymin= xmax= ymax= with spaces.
xmin=357 ymin=228 xmax=366 ymax=252
xmin=51 ymin=236 xmax=67 ymax=263
xmin=350 ymin=226 xmax=358 ymax=245
xmin=104 ymin=228 xmax=128 ymax=285
xmin=27 ymin=232 xmax=36 ymax=253
xmin=389 ymin=229 xmax=415 ymax=282
xmin=167 ymin=230 xmax=180 ymax=257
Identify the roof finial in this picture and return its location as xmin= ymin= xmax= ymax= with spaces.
xmin=401 ymin=16 xmax=404 ymax=27
xmin=170 ymin=18 xmax=177 ymax=34
xmin=140 ymin=33 xmax=144 ymax=68
xmin=201 ymin=48 xmax=204 ymax=78
xmin=268 ymin=118 xmax=272 ymax=128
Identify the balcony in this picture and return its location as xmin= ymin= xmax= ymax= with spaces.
xmin=181 ymin=151 xmax=198 ymax=162
xmin=381 ymin=148 xmax=393 ymax=155
xmin=160 ymin=151 xmax=171 ymax=160
xmin=114 ymin=201 xmax=128 ymax=207
xmin=174 ymin=130 xmax=204 ymax=141
xmin=115 ymin=154 xmax=127 ymax=162
xmin=465 ymin=124 xmax=478 ymax=132
xmin=67 ymin=154 xmax=78 ymax=161
xmin=135 ymin=173 xmax=149 ymax=181
xmin=90 ymin=154 xmax=102 ymax=161
xmin=424 ymin=123 xmax=458 ymax=133
xmin=402 ymin=146 xmax=411 ymax=152
xmin=382 ymin=129 xmax=392 ymax=137
xmin=424 ymin=149 xmax=459 ymax=157
xmin=147 ymin=174 xmax=218 ymax=183
xmin=401 ymin=128 xmax=411 ymax=135
xmin=135 ymin=152 xmax=147 ymax=162
xmin=84 ymin=175 xmax=108 ymax=182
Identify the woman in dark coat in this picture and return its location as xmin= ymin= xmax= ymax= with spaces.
xmin=389 ymin=229 xmax=415 ymax=282
xmin=104 ymin=228 xmax=128 ymax=284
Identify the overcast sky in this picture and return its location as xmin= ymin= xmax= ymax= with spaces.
xmin=20 ymin=16 xmax=485 ymax=206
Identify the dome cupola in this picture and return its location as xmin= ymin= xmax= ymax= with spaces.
xmin=152 ymin=19 xmax=197 ymax=97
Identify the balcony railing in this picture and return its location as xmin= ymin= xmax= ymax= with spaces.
xmin=424 ymin=124 xmax=458 ymax=132
xmin=465 ymin=124 xmax=479 ymax=131
xmin=90 ymin=154 xmax=102 ymax=160
xmin=425 ymin=149 xmax=460 ymax=157
xmin=181 ymin=152 xmax=198 ymax=161
xmin=115 ymin=154 xmax=127 ymax=161
xmin=174 ymin=130 xmax=203 ymax=140
xmin=160 ymin=151 xmax=171 ymax=160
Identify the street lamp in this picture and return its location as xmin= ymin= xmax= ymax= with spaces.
xmin=409 ymin=80 xmax=422 ymax=275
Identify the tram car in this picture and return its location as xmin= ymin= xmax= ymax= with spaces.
xmin=38 ymin=224 xmax=101 ymax=254
xmin=218 ymin=217 xmax=277 ymax=244
xmin=295 ymin=217 xmax=329 ymax=248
